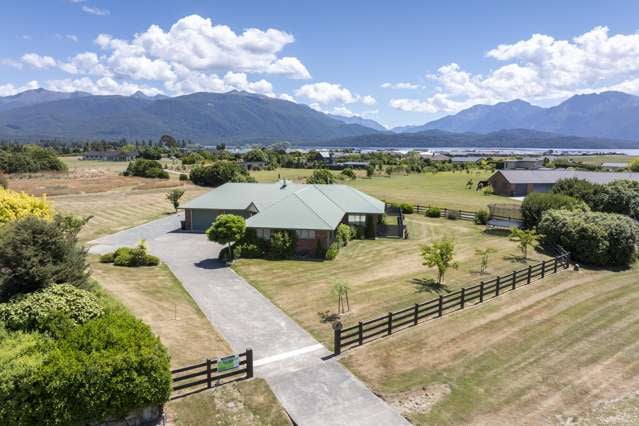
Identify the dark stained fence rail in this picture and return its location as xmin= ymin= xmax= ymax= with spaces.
xmin=171 ymin=349 xmax=253 ymax=397
xmin=334 ymin=249 xmax=570 ymax=354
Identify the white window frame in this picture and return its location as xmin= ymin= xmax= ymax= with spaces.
xmin=295 ymin=229 xmax=316 ymax=240
xmin=348 ymin=214 xmax=366 ymax=224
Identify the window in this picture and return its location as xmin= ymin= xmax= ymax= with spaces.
xmin=348 ymin=214 xmax=366 ymax=224
xmin=256 ymin=228 xmax=271 ymax=239
xmin=295 ymin=229 xmax=316 ymax=240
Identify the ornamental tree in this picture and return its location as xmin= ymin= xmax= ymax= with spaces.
xmin=206 ymin=214 xmax=246 ymax=260
xmin=421 ymin=239 xmax=458 ymax=285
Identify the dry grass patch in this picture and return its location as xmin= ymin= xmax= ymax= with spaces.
xmin=341 ymin=266 xmax=639 ymax=425
xmin=165 ymin=379 xmax=291 ymax=426
xmin=91 ymin=258 xmax=230 ymax=367
xmin=233 ymin=215 xmax=551 ymax=345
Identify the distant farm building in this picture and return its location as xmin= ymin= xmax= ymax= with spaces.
xmin=451 ymin=156 xmax=484 ymax=164
xmin=501 ymin=158 xmax=543 ymax=170
xmin=488 ymin=170 xmax=639 ymax=196
xmin=82 ymin=151 xmax=136 ymax=161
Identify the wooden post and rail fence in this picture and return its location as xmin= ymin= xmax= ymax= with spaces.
xmin=170 ymin=349 xmax=253 ymax=397
xmin=333 ymin=246 xmax=570 ymax=355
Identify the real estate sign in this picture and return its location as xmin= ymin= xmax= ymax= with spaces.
xmin=217 ymin=354 xmax=240 ymax=372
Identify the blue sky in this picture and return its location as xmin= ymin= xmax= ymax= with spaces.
xmin=3 ymin=1 xmax=639 ymax=127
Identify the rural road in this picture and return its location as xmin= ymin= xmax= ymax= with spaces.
xmin=89 ymin=214 xmax=409 ymax=426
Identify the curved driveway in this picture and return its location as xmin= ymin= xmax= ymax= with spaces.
xmin=89 ymin=214 xmax=409 ymax=426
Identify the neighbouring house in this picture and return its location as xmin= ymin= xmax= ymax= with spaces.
xmin=82 ymin=150 xmax=137 ymax=161
xmin=451 ymin=156 xmax=484 ymax=164
xmin=430 ymin=154 xmax=451 ymax=162
xmin=501 ymin=158 xmax=543 ymax=170
xmin=601 ymin=162 xmax=628 ymax=170
xmin=180 ymin=181 xmax=386 ymax=255
xmin=488 ymin=169 xmax=639 ymax=196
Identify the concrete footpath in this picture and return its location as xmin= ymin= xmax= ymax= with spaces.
xmin=89 ymin=215 xmax=409 ymax=426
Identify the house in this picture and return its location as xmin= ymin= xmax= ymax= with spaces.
xmin=451 ymin=156 xmax=484 ymax=164
xmin=180 ymin=181 xmax=386 ymax=255
xmin=430 ymin=154 xmax=451 ymax=162
xmin=502 ymin=158 xmax=543 ymax=170
xmin=488 ymin=170 xmax=639 ymax=196
xmin=601 ymin=162 xmax=628 ymax=170
xmin=82 ymin=150 xmax=136 ymax=161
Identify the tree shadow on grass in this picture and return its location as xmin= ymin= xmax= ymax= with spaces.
xmin=411 ymin=277 xmax=451 ymax=294
xmin=503 ymin=254 xmax=528 ymax=265
xmin=317 ymin=310 xmax=340 ymax=324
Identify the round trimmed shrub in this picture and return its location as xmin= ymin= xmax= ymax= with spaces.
xmin=538 ymin=210 xmax=638 ymax=267
xmin=425 ymin=207 xmax=441 ymax=218
xmin=400 ymin=203 xmax=414 ymax=214
xmin=521 ymin=192 xmax=589 ymax=229
xmin=0 ymin=284 xmax=103 ymax=335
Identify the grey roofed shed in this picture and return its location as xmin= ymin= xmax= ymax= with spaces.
xmin=496 ymin=170 xmax=639 ymax=185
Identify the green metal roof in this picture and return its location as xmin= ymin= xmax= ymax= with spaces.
xmin=182 ymin=181 xmax=385 ymax=230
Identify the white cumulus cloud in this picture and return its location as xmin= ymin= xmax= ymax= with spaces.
xmin=21 ymin=53 xmax=56 ymax=69
xmin=81 ymin=5 xmax=110 ymax=16
xmin=381 ymin=82 xmax=420 ymax=89
xmin=0 ymin=80 xmax=39 ymax=96
xmin=296 ymin=82 xmax=356 ymax=104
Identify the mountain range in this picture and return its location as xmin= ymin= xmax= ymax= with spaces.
xmin=395 ymin=91 xmax=639 ymax=141
xmin=1 ymin=88 xmax=639 ymax=147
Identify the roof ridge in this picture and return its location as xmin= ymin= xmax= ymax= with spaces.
xmin=291 ymin=186 xmax=339 ymax=229
xmin=315 ymin=184 xmax=380 ymax=212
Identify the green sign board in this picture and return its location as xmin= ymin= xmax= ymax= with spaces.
xmin=217 ymin=355 xmax=240 ymax=372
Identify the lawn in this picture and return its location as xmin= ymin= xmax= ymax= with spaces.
xmin=90 ymin=258 xmax=290 ymax=424
xmin=233 ymin=214 xmax=551 ymax=345
xmin=250 ymin=168 xmax=510 ymax=210
xmin=341 ymin=266 xmax=639 ymax=425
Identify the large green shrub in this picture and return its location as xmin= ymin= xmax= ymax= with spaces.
xmin=0 ymin=284 xmax=103 ymax=335
xmin=551 ymin=178 xmax=598 ymax=205
xmin=521 ymin=192 xmax=589 ymax=229
xmin=100 ymin=242 xmax=159 ymax=267
xmin=123 ymin=159 xmax=169 ymax=179
xmin=269 ymin=230 xmax=295 ymax=259
xmin=0 ymin=312 xmax=171 ymax=425
xmin=0 ymin=215 xmax=89 ymax=301
xmin=180 ymin=152 xmax=204 ymax=165
xmin=591 ymin=180 xmax=639 ymax=220
xmin=538 ymin=210 xmax=638 ymax=267
xmin=340 ymin=168 xmax=356 ymax=180
xmin=400 ymin=203 xmax=414 ymax=214
xmin=325 ymin=242 xmax=340 ymax=260
xmin=306 ymin=169 xmax=335 ymax=184
xmin=425 ymin=207 xmax=441 ymax=218
xmin=0 ymin=145 xmax=66 ymax=174
xmin=190 ymin=161 xmax=254 ymax=187
xmin=336 ymin=224 xmax=352 ymax=246
xmin=475 ymin=209 xmax=489 ymax=225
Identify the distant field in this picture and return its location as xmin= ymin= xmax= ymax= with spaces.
xmin=251 ymin=168 xmax=510 ymax=210
xmin=342 ymin=265 xmax=639 ymax=424
xmin=563 ymin=154 xmax=639 ymax=165
xmin=234 ymin=215 xmax=550 ymax=345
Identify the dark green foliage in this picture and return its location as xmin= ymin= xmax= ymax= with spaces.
xmin=551 ymin=178 xmax=598 ymax=206
xmin=400 ymin=203 xmax=414 ymax=214
xmin=336 ymin=224 xmax=352 ymax=246
xmin=521 ymin=192 xmax=588 ymax=228
xmin=101 ymin=243 xmax=159 ymax=267
xmin=0 ymin=311 xmax=171 ymax=425
xmin=0 ymin=284 xmax=103 ymax=336
xmin=179 ymin=173 xmax=189 ymax=181
xmin=538 ymin=210 xmax=638 ymax=267
xmin=425 ymin=207 xmax=441 ymax=218
xmin=325 ymin=242 xmax=340 ymax=260
xmin=190 ymin=161 xmax=254 ymax=187
xmin=180 ymin=152 xmax=204 ymax=165
xmin=137 ymin=147 xmax=162 ymax=160
xmin=306 ymin=169 xmax=335 ymax=184
xmin=244 ymin=148 xmax=268 ymax=163
xmin=124 ymin=159 xmax=169 ymax=179
xmin=0 ymin=215 xmax=88 ymax=302
xmin=0 ymin=173 xmax=7 ymax=189
xmin=340 ymin=168 xmax=356 ymax=180
xmin=269 ymin=230 xmax=295 ymax=259
xmin=166 ymin=189 xmax=185 ymax=212
xmin=0 ymin=145 xmax=66 ymax=174
xmin=475 ymin=209 xmax=489 ymax=225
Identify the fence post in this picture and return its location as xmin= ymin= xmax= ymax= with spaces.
xmin=333 ymin=322 xmax=342 ymax=355
xmin=479 ymin=281 xmax=484 ymax=303
xmin=413 ymin=303 xmax=419 ymax=325
xmin=246 ymin=349 xmax=254 ymax=379
xmin=512 ymin=270 xmax=517 ymax=290
xmin=438 ymin=295 xmax=443 ymax=317
xmin=527 ymin=266 xmax=532 ymax=284
xmin=554 ymin=257 xmax=558 ymax=273
xmin=460 ymin=288 xmax=465 ymax=310
xmin=541 ymin=260 xmax=546 ymax=279
xmin=206 ymin=358 xmax=212 ymax=388
xmin=387 ymin=312 xmax=393 ymax=335
xmin=495 ymin=276 xmax=501 ymax=297
xmin=358 ymin=321 xmax=363 ymax=345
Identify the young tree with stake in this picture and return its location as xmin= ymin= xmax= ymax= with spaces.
xmin=475 ymin=247 xmax=497 ymax=273
xmin=421 ymin=239 xmax=458 ymax=285
xmin=332 ymin=281 xmax=351 ymax=314
xmin=509 ymin=228 xmax=539 ymax=259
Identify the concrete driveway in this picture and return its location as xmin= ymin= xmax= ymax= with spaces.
xmin=89 ymin=215 xmax=409 ymax=426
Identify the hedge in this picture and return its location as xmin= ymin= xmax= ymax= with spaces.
xmin=0 ymin=311 xmax=171 ymax=425
xmin=538 ymin=210 xmax=638 ymax=267
xmin=521 ymin=192 xmax=589 ymax=229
